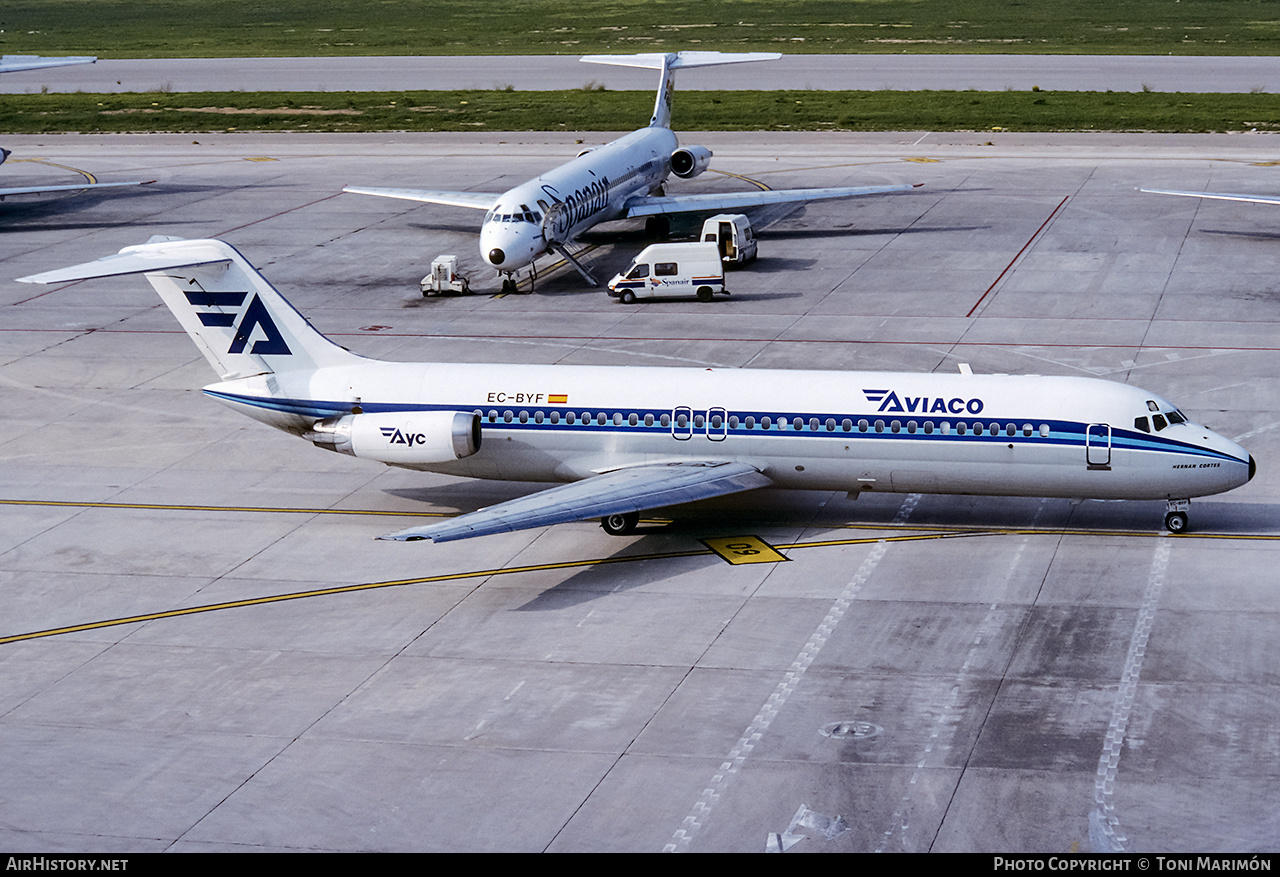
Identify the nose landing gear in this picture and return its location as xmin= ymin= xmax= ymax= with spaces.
xmin=1164 ymin=499 xmax=1190 ymax=533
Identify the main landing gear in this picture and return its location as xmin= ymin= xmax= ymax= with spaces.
xmin=1164 ymin=499 xmax=1190 ymax=533
xmin=600 ymin=511 xmax=639 ymax=536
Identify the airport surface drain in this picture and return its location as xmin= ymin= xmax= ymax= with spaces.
xmin=819 ymin=720 xmax=881 ymax=740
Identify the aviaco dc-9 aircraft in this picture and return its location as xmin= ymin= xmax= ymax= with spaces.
xmin=342 ymin=51 xmax=920 ymax=292
xmin=19 ymin=238 xmax=1255 ymax=539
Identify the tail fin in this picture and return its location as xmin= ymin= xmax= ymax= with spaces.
xmin=17 ymin=237 xmax=361 ymax=380
xmin=581 ymin=51 xmax=781 ymax=129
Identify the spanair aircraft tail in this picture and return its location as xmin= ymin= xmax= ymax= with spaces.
xmin=581 ymin=51 xmax=782 ymax=129
xmin=17 ymin=237 xmax=362 ymax=381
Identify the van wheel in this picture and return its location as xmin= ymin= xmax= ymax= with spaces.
xmin=620 ymin=290 xmax=636 ymax=304
xmin=697 ymin=287 xmax=713 ymax=302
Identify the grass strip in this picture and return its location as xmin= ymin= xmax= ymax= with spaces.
xmin=4 ymin=89 xmax=1280 ymax=134
xmin=3 ymin=0 xmax=1280 ymax=58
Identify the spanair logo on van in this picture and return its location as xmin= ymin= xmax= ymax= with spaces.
xmin=184 ymin=290 xmax=291 ymax=356
xmin=863 ymin=389 xmax=984 ymax=415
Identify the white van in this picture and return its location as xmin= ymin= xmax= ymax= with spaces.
xmin=700 ymin=213 xmax=757 ymax=265
xmin=607 ymin=242 xmax=727 ymax=303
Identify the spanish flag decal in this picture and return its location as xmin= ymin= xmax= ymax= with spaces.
xmin=548 ymin=394 xmax=568 ymax=404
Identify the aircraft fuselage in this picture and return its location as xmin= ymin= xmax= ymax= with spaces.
xmin=209 ymin=362 xmax=1254 ymax=503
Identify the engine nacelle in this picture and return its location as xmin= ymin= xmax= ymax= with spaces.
xmin=670 ymin=145 xmax=713 ymax=179
xmin=308 ymin=410 xmax=481 ymax=465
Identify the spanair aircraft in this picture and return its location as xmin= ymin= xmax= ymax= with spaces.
xmin=342 ymin=51 xmax=920 ymax=292
xmin=1 ymin=56 xmax=154 ymax=200
xmin=18 ymin=238 xmax=1256 ymax=538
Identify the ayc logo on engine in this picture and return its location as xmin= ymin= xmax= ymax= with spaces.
xmin=380 ymin=427 xmax=427 ymax=446
xmin=863 ymin=389 xmax=984 ymax=415
xmin=184 ymin=290 xmax=291 ymax=356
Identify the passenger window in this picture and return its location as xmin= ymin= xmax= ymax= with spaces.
xmin=628 ymin=413 xmax=638 ymax=426
xmin=655 ymin=262 xmax=678 ymax=276
xmin=644 ymin=413 xmax=654 ymax=426
xmin=957 ymin=422 xmax=967 ymax=435
xmin=761 ymin=416 xmax=772 ymax=429
xmin=1006 ymin=424 xmax=1016 ymax=437
xmin=1022 ymin=423 xmax=1032 ymax=436
xmin=518 ymin=411 xmax=529 ymax=423
xmin=842 ymin=419 xmax=852 ymax=432
xmin=1134 ymin=417 xmax=1150 ymax=433
xmin=907 ymin=421 xmax=917 ymax=434
xmin=858 ymin=419 xmax=868 ymax=432
xmin=1039 ymin=424 xmax=1050 ymax=437
xmin=534 ymin=411 xmax=544 ymax=423
xmin=923 ymin=422 xmax=934 ymax=434
xmin=874 ymin=420 xmax=885 ymax=433
xmin=660 ymin=413 xmax=671 ymax=427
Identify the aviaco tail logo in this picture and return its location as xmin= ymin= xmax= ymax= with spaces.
xmin=863 ymin=388 xmax=984 ymax=415
xmin=184 ymin=290 xmax=291 ymax=356
xmin=380 ymin=426 xmax=427 ymax=447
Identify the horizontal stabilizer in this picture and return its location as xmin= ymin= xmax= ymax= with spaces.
xmin=16 ymin=237 xmax=233 ymax=284
xmin=623 ymin=183 xmax=921 ymax=218
xmin=381 ymin=460 xmax=772 ymax=543
xmin=1140 ymin=188 xmax=1280 ymax=206
xmin=342 ymin=186 xmax=498 ymax=210
xmin=581 ymin=51 xmax=782 ymax=71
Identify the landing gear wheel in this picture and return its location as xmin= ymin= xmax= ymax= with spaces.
xmin=600 ymin=511 xmax=639 ymax=536
xmin=620 ymin=290 xmax=636 ymax=304
xmin=697 ymin=287 xmax=713 ymax=303
xmin=645 ymin=215 xmax=670 ymax=240
xmin=1164 ymin=511 xmax=1189 ymax=533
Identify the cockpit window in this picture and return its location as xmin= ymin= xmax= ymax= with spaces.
xmin=1134 ymin=417 xmax=1150 ymax=433
xmin=1147 ymin=400 xmax=1160 ymax=412
xmin=1153 ymin=414 xmax=1168 ymax=431
xmin=1167 ymin=410 xmax=1186 ymax=425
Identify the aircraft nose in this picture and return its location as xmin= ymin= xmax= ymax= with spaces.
xmin=488 ymin=247 xmax=506 ymax=266
xmin=1250 ymin=455 xmax=1257 ymax=482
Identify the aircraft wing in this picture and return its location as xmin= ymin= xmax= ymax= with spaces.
xmin=622 ymin=183 xmax=921 ymax=218
xmin=380 ymin=460 xmax=773 ymax=543
xmin=0 ymin=55 xmax=96 ymax=74
xmin=0 ymin=179 xmax=154 ymax=199
xmin=342 ymin=186 xmax=499 ymax=210
xmin=1140 ymin=188 xmax=1280 ymax=206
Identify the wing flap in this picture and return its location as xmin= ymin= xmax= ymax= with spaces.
xmin=342 ymin=186 xmax=499 ymax=210
xmin=623 ymin=183 xmax=920 ymax=218
xmin=381 ymin=460 xmax=772 ymax=543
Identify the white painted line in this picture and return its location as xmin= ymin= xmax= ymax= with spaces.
xmin=663 ymin=494 xmax=920 ymax=852
xmin=1090 ymin=536 xmax=1171 ymax=853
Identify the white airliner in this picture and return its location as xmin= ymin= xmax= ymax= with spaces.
xmin=342 ymin=51 xmax=920 ymax=291
xmin=18 ymin=238 xmax=1255 ymax=539
xmin=1 ymin=55 xmax=154 ymax=200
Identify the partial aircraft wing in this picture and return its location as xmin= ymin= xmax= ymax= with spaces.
xmin=0 ymin=55 xmax=96 ymax=74
xmin=342 ymin=186 xmax=499 ymax=210
xmin=622 ymin=183 xmax=922 ymax=218
xmin=1140 ymin=188 xmax=1280 ymax=206
xmin=0 ymin=179 xmax=154 ymax=199
xmin=380 ymin=460 xmax=773 ymax=543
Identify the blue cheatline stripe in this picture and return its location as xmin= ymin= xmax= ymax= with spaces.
xmin=201 ymin=389 xmax=1246 ymax=466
